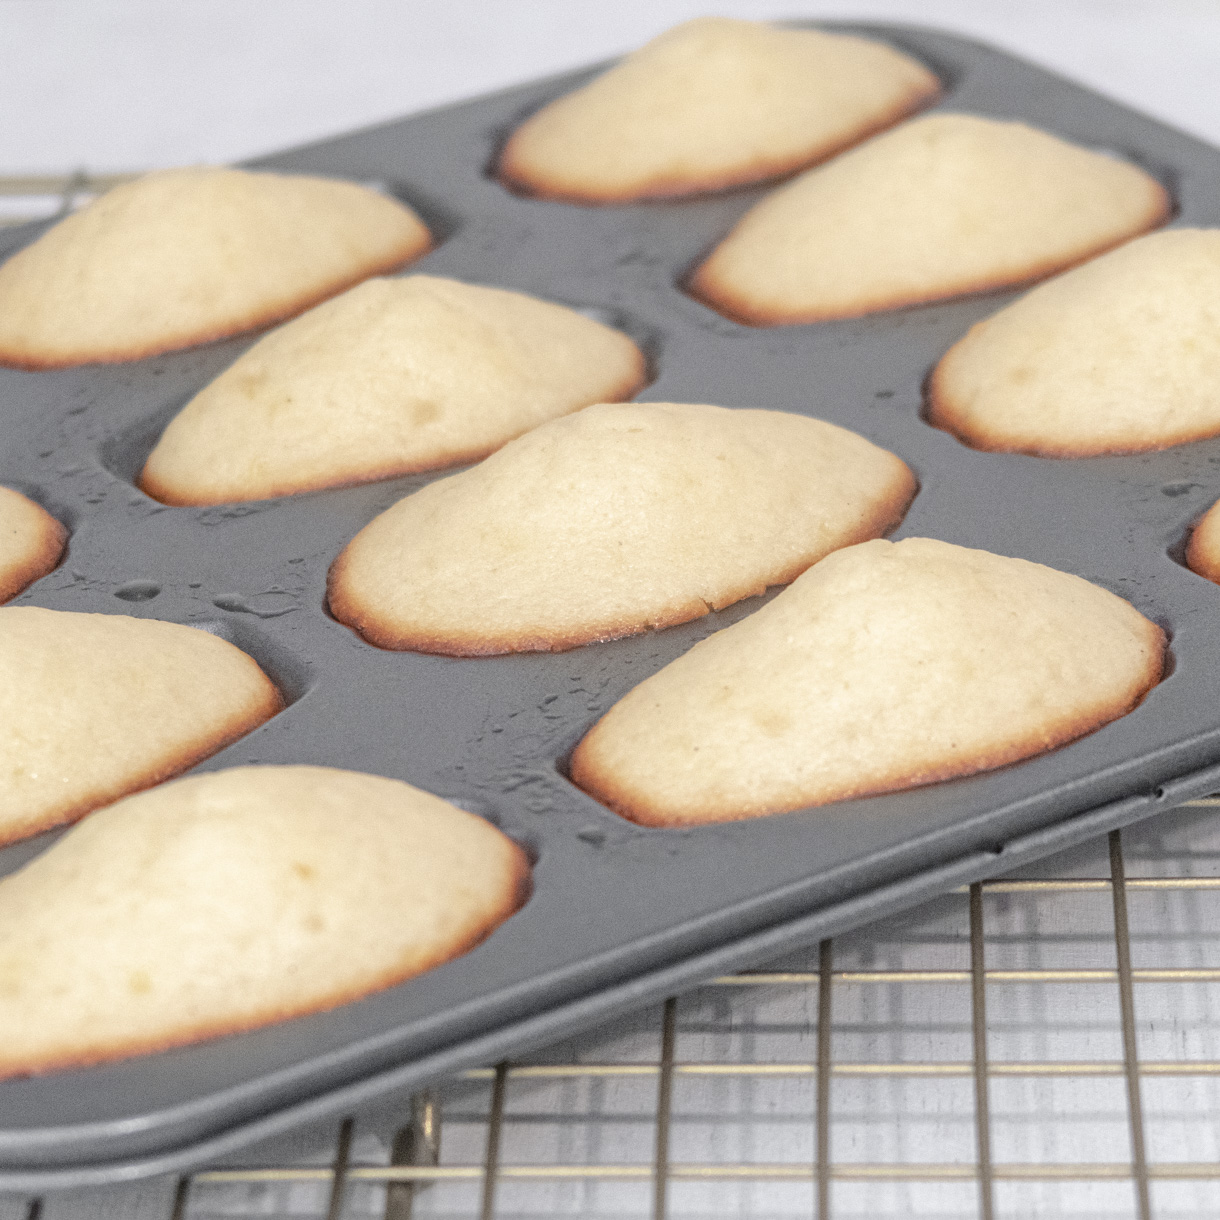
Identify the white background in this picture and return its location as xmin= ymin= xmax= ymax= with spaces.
xmin=2 ymin=0 xmax=1219 ymax=172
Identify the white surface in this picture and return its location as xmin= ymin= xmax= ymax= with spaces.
xmin=2 ymin=0 xmax=1219 ymax=172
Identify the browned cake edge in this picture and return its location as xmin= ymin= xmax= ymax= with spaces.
xmin=495 ymin=75 xmax=941 ymax=205
xmin=687 ymin=184 xmax=1171 ymax=326
xmin=0 ymin=839 xmax=531 ymax=1081
xmin=136 ymin=346 xmax=650 ymax=506
xmin=0 ymin=230 xmax=434 ymax=372
xmin=569 ymin=620 xmax=1167 ymax=827
xmin=0 ymin=503 xmax=67 ymax=604
xmin=326 ymin=463 xmax=916 ymax=655
xmin=0 ymin=668 xmax=285 ymax=849
xmin=924 ymin=290 xmax=1220 ymax=458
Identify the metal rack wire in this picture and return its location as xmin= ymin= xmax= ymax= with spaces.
xmin=6 ymin=793 xmax=1209 ymax=1220
xmin=4 ymin=175 xmax=1220 ymax=1220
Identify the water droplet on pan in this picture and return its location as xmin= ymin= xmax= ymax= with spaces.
xmin=1163 ymin=481 xmax=1199 ymax=498
xmin=212 ymin=591 xmax=297 ymax=618
xmin=114 ymin=580 xmax=161 ymax=602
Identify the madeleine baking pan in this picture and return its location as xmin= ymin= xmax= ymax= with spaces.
xmin=4 ymin=20 xmax=1220 ymax=1192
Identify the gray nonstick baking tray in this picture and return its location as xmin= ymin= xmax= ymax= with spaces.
xmin=4 ymin=19 xmax=1220 ymax=1193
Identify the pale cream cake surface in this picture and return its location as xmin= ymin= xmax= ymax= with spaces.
xmin=929 ymin=229 xmax=1220 ymax=455
xmin=0 ymin=167 xmax=432 ymax=368
xmin=0 ymin=488 xmax=66 ymax=603
xmin=691 ymin=114 xmax=1169 ymax=324
xmin=0 ymin=607 xmax=282 ymax=845
xmin=0 ymin=766 xmax=530 ymax=1078
xmin=328 ymin=402 xmax=917 ymax=654
xmin=139 ymin=275 xmax=647 ymax=504
xmin=498 ymin=17 xmax=940 ymax=202
xmin=570 ymin=538 xmax=1166 ymax=826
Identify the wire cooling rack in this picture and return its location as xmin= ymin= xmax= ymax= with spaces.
xmin=7 ymin=794 xmax=1215 ymax=1220
xmin=3 ymin=176 xmax=1220 ymax=1220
